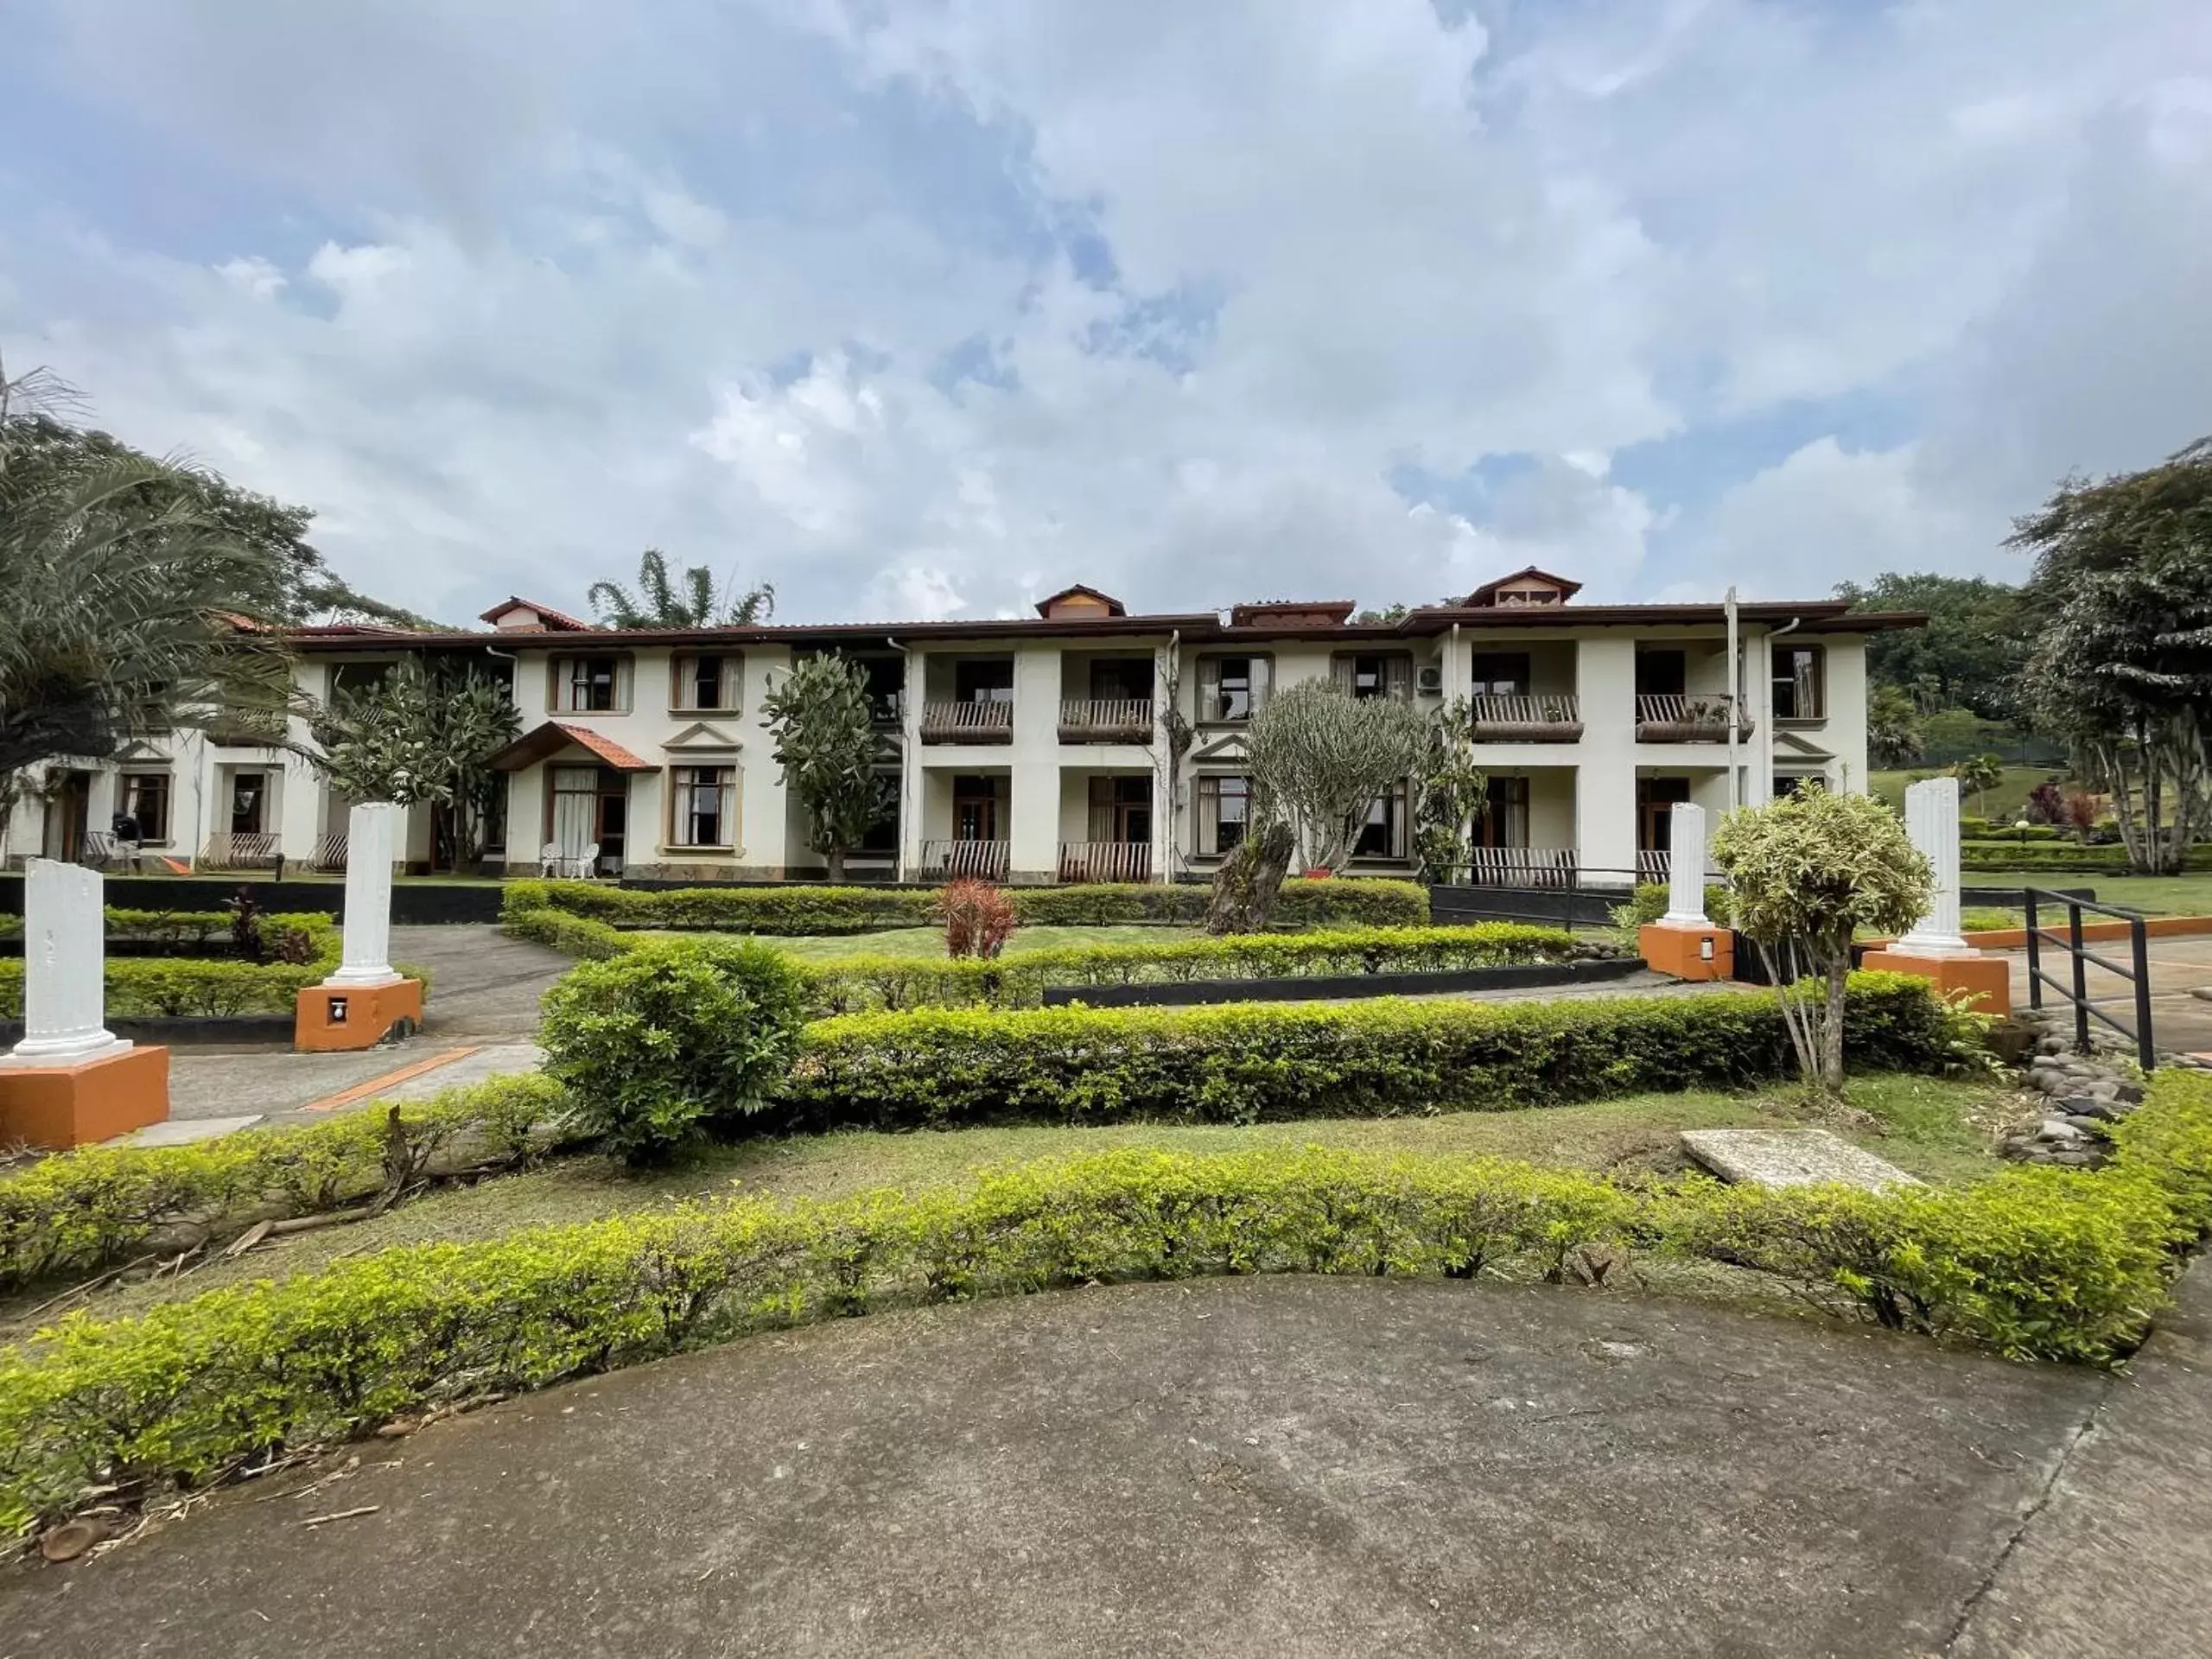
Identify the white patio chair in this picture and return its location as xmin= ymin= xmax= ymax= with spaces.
xmin=575 ymin=842 xmax=602 ymax=880
xmin=539 ymin=841 xmax=564 ymax=879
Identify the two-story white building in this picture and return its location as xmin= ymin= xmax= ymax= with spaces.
xmin=0 ymin=569 xmax=1916 ymax=887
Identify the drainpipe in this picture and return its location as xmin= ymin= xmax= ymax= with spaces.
xmin=1725 ymin=588 xmax=1740 ymax=812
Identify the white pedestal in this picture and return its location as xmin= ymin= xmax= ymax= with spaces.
xmin=325 ymin=802 xmax=406 ymax=988
xmin=5 ymin=860 xmax=130 ymax=1066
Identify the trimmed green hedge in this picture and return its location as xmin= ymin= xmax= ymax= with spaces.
xmin=0 ymin=1076 xmax=574 ymax=1291
xmin=0 ymin=913 xmax=348 ymax=1019
xmin=1961 ymin=840 xmax=2212 ymax=874
xmin=777 ymin=974 xmax=1971 ymax=1132
xmin=7 ymin=1068 xmax=2210 ymax=1532
xmin=501 ymin=875 xmax=1430 ymax=937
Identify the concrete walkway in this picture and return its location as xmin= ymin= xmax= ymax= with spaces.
xmin=159 ymin=925 xmax=567 ymax=1128
xmin=5 ymin=1270 xmax=2162 ymax=1658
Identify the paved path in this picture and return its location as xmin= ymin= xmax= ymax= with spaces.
xmin=1999 ymin=932 xmax=2212 ymax=1058
xmin=3 ymin=1272 xmax=2141 ymax=1658
xmin=160 ymin=925 xmax=566 ymax=1128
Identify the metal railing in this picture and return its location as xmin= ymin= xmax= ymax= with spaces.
xmin=1469 ymin=695 xmax=1583 ymax=742
xmin=2023 ymin=888 xmax=2156 ymax=1071
xmin=1057 ymin=698 xmax=1154 ymax=742
xmin=918 ymin=700 xmax=1014 ymax=742
xmin=920 ymin=838 xmax=1011 ymax=880
xmin=197 ymin=832 xmax=282 ymax=871
xmin=1461 ymin=846 xmax=1580 ymax=889
xmin=312 ymin=832 xmax=350 ymax=872
xmin=1634 ymin=693 xmax=1751 ymax=742
xmin=1058 ymin=841 xmax=1151 ymax=882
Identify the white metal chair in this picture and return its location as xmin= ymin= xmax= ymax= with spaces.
xmin=539 ymin=841 xmax=564 ymax=879
xmin=575 ymin=842 xmax=602 ymax=880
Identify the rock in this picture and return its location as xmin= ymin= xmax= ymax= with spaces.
xmin=2064 ymin=1115 xmax=2111 ymax=1135
xmin=39 ymin=1518 xmax=109 ymax=1562
xmin=2084 ymin=1079 xmax=2121 ymax=1101
xmin=2068 ymin=1097 xmax=2132 ymax=1122
xmin=2037 ymin=1036 xmax=2068 ymax=1055
xmin=2047 ymin=1149 xmax=2102 ymax=1167
xmin=2117 ymin=1081 xmax=2146 ymax=1103
xmin=2037 ymin=1117 xmax=2090 ymax=1145
xmin=1678 ymin=1128 xmax=1921 ymax=1192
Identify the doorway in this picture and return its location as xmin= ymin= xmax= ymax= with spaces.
xmin=41 ymin=772 xmax=91 ymax=861
xmin=229 ymin=772 xmax=270 ymax=836
xmin=1087 ymin=775 xmax=1152 ymax=846
xmin=1634 ymin=651 xmax=1688 ymax=698
xmin=548 ymin=765 xmax=630 ymax=875
xmin=952 ymin=774 xmax=1005 ymax=842
xmin=1637 ymin=777 xmax=1693 ymax=853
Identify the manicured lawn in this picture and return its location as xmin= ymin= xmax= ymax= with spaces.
xmin=1965 ymin=872 xmax=2212 ymax=917
xmin=1872 ymin=766 xmax=2065 ymax=823
xmin=659 ymin=924 xmax=1205 ymax=962
xmin=0 ymin=1073 xmax=2016 ymax=1337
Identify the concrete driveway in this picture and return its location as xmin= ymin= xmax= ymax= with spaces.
xmin=16 ymin=1267 xmax=2203 ymax=1659
xmin=2001 ymin=931 xmax=2212 ymax=1058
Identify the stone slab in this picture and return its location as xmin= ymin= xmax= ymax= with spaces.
xmin=118 ymin=1113 xmax=264 ymax=1147
xmin=1679 ymin=1127 xmax=1922 ymax=1191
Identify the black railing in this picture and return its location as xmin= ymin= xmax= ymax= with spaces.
xmin=2023 ymin=888 xmax=2155 ymax=1071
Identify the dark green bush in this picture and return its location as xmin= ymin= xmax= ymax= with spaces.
xmin=10 ymin=1067 xmax=2211 ymax=1532
xmin=0 ymin=1076 xmax=574 ymax=1290
xmin=500 ymin=875 xmax=1429 ymax=937
xmin=779 ymin=973 xmax=1967 ymax=1133
xmin=1960 ymin=840 xmax=2212 ymax=874
xmin=539 ymin=940 xmax=810 ymax=1163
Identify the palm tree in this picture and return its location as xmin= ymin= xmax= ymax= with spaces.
xmin=0 ymin=360 xmax=296 ymax=782
xmin=1949 ymin=753 xmax=2005 ymax=818
xmin=586 ymin=549 xmax=774 ymax=628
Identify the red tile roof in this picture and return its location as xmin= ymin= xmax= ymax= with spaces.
xmin=486 ymin=721 xmax=658 ymax=772
xmin=480 ymin=595 xmax=594 ymax=632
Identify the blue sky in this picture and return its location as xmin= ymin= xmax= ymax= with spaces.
xmin=2 ymin=0 xmax=2208 ymax=625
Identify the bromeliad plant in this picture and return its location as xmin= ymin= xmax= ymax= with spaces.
xmin=1712 ymin=785 xmax=1934 ymax=1095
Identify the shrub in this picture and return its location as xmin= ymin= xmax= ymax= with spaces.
xmin=1960 ymin=840 xmax=2212 ymax=873
xmin=0 ymin=1074 xmax=574 ymax=1291
xmin=539 ymin=941 xmax=810 ymax=1164
xmin=779 ymin=973 xmax=1967 ymax=1134
xmin=10 ymin=1068 xmax=2211 ymax=1533
xmin=1610 ymin=881 xmax=1733 ymax=934
xmin=500 ymin=875 xmax=1428 ymax=938
xmin=1959 ymin=907 xmax=2018 ymax=933
xmin=938 ymin=879 xmax=1016 ymax=959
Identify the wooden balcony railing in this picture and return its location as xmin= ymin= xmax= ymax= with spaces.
xmin=1057 ymin=698 xmax=1154 ymax=743
xmin=1635 ymin=694 xmax=1751 ymax=742
xmin=1636 ymin=849 xmax=1721 ymax=884
xmin=1058 ymin=841 xmax=1152 ymax=883
xmin=921 ymin=839 xmax=1011 ymax=880
xmin=919 ymin=700 xmax=1014 ymax=743
xmin=1463 ymin=847 xmax=1580 ymax=889
xmin=1470 ymin=694 xmax=1583 ymax=742
xmin=312 ymin=832 xmax=350 ymax=873
xmin=198 ymin=832 xmax=282 ymax=872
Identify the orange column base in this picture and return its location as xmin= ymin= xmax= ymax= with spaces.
xmin=0 ymin=1045 xmax=171 ymax=1149
xmin=294 ymin=978 xmax=425 ymax=1052
xmin=1859 ymin=948 xmax=2012 ymax=1016
xmin=1639 ymin=923 xmax=1733 ymax=982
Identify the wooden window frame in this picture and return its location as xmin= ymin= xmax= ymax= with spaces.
xmin=669 ymin=652 xmax=743 ymax=715
xmin=1195 ymin=655 xmax=1273 ymax=725
xmin=548 ymin=654 xmax=633 ymax=715
xmin=1332 ymin=651 xmax=1414 ymax=702
xmin=1195 ymin=773 xmax=1252 ymax=856
xmin=1771 ymin=642 xmax=1827 ymax=725
xmin=118 ymin=769 xmax=174 ymax=846
xmin=664 ymin=764 xmax=738 ymax=852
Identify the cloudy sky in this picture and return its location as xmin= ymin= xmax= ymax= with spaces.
xmin=2 ymin=1 xmax=2208 ymax=626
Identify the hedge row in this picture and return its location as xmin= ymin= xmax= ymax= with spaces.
xmin=1958 ymin=820 xmax=2068 ymax=842
xmin=803 ymin=924 xmax=1611 ymax=1014
xmin=502 ymin=875 xmax=1431 ymax=936
xmin=8 ymin=1069 xmax=2211 ymax=1532
xmin=1961 ymin=840 xmax=2212 ymax=874
xmin=0 ymin=914 xmax=351 ymax=1020
xmin=0 ymin=1076 xmax=574 ymax=1291
xmin=0 ymin=908 xmax=335 ymax=950
xmin=777 ymin=974 xmax=1972 ymax=1133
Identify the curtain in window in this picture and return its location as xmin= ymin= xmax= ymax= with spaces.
xmin=550 ymin=766 xmax=597 ymax=855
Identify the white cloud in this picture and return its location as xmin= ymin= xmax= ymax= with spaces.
xmin=0 ymin=0 xmax=2206 ymax=626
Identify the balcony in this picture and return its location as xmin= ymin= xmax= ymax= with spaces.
xmin=920 ymin=838 xmax=1010 ymax=880
xmin=1058 ymin=698 xmax=1154 ymax=744
xmin=1470 ymin=695 xmax=1583 ymax=743
xmin=919 ymin=700 xmax=1014 ymax=744
xmin=1635 ymin=694 xmax=1752 ymax=743
xmin=1058 ymin=841 xmax=1152 ymax=882
xmin=1462 ymin=847 xmax=1580 ymax=888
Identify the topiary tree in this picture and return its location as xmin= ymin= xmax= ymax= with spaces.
xmin=761 ymin=652 xmax=887 ymax=882
xmin=538 ymin=940 xmax=810 ymax=1164
xmin=1711 ymin=785 xmax=1933 ymax=1095
xmin=1245 ymin=679 xmax=1429 ymax=872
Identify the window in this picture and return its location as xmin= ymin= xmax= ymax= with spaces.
xmin=230 ymin=772 xmax=269 ymax=835
xmin=858 ymin=771 xmax=900 ymax=855
xmin=1771 ymin=644 xmax=1826 ymax=721
xmin=1773 ymin=772 xmax=1820 ymax=800
xmin=555 ymin=656 xmax=626 ymax=713
xmin=327 ymin=661 xmax=394 ymax=701
xmin=1336 ymin=653 xmax=1411 ymax=700
xmin=954 ymin=659 xmax=1015 ymax=704
xmin=1198 ymin=656 xmax=1271 ymax=721
xmin=858 ymin=656 xmax=906 ymax=724
xmin=669 ymin=766 xmax=735 ymax=849
xmin=1088 ymin=658 xmax=1154 ymax=702
xmin=117 ymin=772 xmax=171 ymax=844
xmin=1087 ymin=775 xmax=1153 ymax=844
xmin=1470 ymin=652 xmax=1531 ymax=697
xmin=671 ymin=654 xmax=740 ymax=713
xmin=952 ymin=775 xmax=1004 ymax=841
xmin=1198 ymin=775 xmax=1251 ymax=855
xmin=1352 ymin=784 xmax=1408 ymax=860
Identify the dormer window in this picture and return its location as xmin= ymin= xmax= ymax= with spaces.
xmin=1461 ymin=567 xmax=1583 ymax=607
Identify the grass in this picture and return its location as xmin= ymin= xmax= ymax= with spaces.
xmin=0 ymin=1072 xmax=2016 ymax=1338
xmin=1965 ymin=871 xmax=2212 ymax=917
xmin=1872 ymin=766 xmax=2065 ymax=823
xmin=653 ymin=923 xmax=1205 ymax=962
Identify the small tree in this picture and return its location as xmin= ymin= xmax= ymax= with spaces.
xmin=1711 ymin=786 xmax=1932 ymax=1095
xmin=1867 ymin=683 xmax=1926 ymax=768
xmin=307 ymin=659 xmax=519 ymax=867
xmin=1413 ymin=698 xmax=1487 ymax=879
xmin=1949 ymin=753 xmax=2004 ymax=817
xmin=760 ymin=652 xmax=886 ymax=882
xmin=1245 ymin=679 xmax=1429 ymax=872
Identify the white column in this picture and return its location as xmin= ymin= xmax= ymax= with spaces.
xmin=6 ymin=859 xmax=129 ymax=1065
xmin=1894 ymin=775 xmax=1969 ymax=955
xmin=326 ymin=802 xmax=405 ymax=987
xmin=1661 ymin=802 xmax=1711 ymax=926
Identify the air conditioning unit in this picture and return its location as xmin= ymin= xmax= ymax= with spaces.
xmin=1415 ymin=664 xmax=1444 ymax=695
